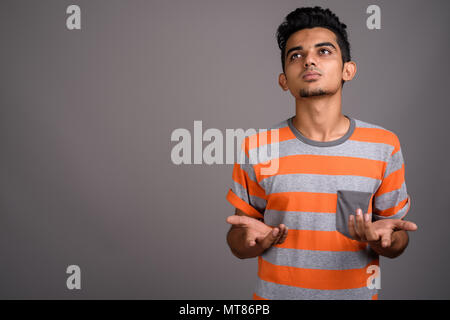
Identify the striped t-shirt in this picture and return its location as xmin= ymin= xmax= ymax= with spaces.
xmin=226 ymin=115 xmax=411 ymax=300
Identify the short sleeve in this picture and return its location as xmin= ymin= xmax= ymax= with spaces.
xmin=372 ymin=135 xmax=411 ymax=221
xmin=226 ymin=138 xmax=267 ymax=219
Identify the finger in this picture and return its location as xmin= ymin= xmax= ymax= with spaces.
xmin=278 ymin=224 xmax=288 ymax=244
xmin=255 ymin=235 xmax=265 ymax=243
xmin=258 ymin=227 xmax=279 ymax=249
xmin=348 ymin=215 xmax=358 ymax=239
xmin=226 ymin=215 xmax=252 ymax=227
xmin=268 ymin=228 xmax=282 ymax=246
xmin=363 ymin=213 xmax=378 ymax=241
xmin=381 ymin=232 xmax=391 ymax=248
xmin=246 ymin=238 xmax=256 ymax=248
xmin=255 ymin=227 xmax=278 ymax=244
xmin=274 ymin=224 xmax=286 ymax=244
xmin=226 ymin=215 xmax=244 ymax=227
xmin=354 ymin=208 xmax=366 ymax=240
xmin=393 ymin=219 xmax=418 ymax=231
xmin=278 ymin=226 xmax=289 ymax=244
xmin=245 ymin=230 xmax=259 ymax=248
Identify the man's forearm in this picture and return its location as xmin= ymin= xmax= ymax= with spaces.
xmin=369 ymin=230 xmax=409 ymax=258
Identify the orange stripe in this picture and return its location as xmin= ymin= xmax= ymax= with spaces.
xmin=254 ymin=155 xmax=385 ymax=182
xmin=243 ymin=126 xmax=294 ymax=150
xmin=350 ymin=127 xmax=400 ymax=155
xmin=372 ymin=294 xmax=378 ymax=300
xmin=232 ymin=164 xmax=266 ymax=199
xmin=226 ymin=189 xmax=263 ymax=219
xmin=253 ymin=293 xmax=268 ymax=300
xmin=243 ymin=127 xmax=295 ymax=157
xmin=267 ymin=192 xmax=374 ymax=214
xmin=376 ymin=197 xmax=409 ymax=217
xmin=376 ymin=165 xmax=405 ymax=196
xmin=274 ymin=229 xmax=367 ymax=252
xmin=267 ymin=192 xmax=338 ymax=213
xmin=398 ymin=195 xmax=411 ymax=219
xmin=258 ymin=256 xmax=379 ymax=290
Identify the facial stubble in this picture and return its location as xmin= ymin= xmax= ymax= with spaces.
xmin=299 ymin=88 xmax=328 ymax=97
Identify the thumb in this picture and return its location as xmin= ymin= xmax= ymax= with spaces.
xmin=257 ymin=227 xmax=279 ymax=250
xmin=380 ymin=232 xmax=391 ymax=248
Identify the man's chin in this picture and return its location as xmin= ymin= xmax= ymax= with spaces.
xmin=299 ymin=88 xmax=328 ymax=98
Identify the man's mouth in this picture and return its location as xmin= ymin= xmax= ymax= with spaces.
xmin=302 ymin=72 xmax=321 ymax=80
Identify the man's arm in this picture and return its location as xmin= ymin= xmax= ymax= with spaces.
xmin=226 ymin=208 xmax=288 ymax=259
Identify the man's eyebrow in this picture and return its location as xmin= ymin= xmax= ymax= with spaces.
xmin=285 ymin=46 xmax=303 ymax=58
xmin=285 ymin=42 xmax=337 ymax=58
xmin=315 ymin=42 xmax=337 ymax=50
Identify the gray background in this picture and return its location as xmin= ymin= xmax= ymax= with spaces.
xmin=0 ymin=0 xmax=449 ymax=299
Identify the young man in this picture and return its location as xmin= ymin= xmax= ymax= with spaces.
xmin=225 ymin=7 xmax=418 ymax=300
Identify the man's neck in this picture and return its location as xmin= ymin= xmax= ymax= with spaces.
xmin=292 ymin=93 xmax=349 ymax=142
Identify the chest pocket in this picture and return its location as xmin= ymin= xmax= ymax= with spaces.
xmin=336 ymin=190 xmax=373 ymax=239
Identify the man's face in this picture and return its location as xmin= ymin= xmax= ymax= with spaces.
xmin=279 ymin=27 xmax=354 ymax=98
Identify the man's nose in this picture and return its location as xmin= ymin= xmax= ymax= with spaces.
xmin=304 ymin=52 xmax=317 ymax=68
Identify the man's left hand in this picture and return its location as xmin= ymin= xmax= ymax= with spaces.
xmin=348 ymin=208 xmax=418 ymax=248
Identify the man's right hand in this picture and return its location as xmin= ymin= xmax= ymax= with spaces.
xmin=226 ymin=214 xmax=288 ymax=254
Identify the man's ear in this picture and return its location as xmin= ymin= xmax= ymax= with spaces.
xmin=278 ymin=73 xmax=289 ymax=91
xmin=342 ymin=61 xmax=357 ymax=82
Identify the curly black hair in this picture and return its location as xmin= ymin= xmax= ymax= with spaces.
xmin=276 ymin=6 xmax=351 ymax=73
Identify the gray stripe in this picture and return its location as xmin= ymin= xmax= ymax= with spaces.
xmin=384 ymin=148 xmax=404 ymax=177
xmin=260 ymin=173 xmax=380 ymax=195
xmin=236 ymin=144 xmax=257 ymax=165
xmin=374 ymin=195 xmax=410 ymax=220
xmin=264 ymin=209 xmax=336 ymax=231
xmin=255 ymin=279 xmax=378 ymax=300
xmin=231 ymin=183 xmax=251 ymax=206
xmin=249 ymin=195 xmax=267 ymax=213
xmin=234 ymin=146 xmax=260 ymax=183
xmin=249 ymin=141 xmax=281 ymax=165
xmin=261 ymin=247 xmax=379 ymax=270
xmin=374 ymin=182 xmax=407 ymax=211
xmin=232 ymin=183 xmax=265 ymax=213
xmin=249 ymin=138 xmax=393 ymax=167
xmin=239 ymin=161 xmax=258 ymax=183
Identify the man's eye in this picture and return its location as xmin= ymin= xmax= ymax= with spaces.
xmin=290 ymin=53 xmax=301 ymax=61
xmin=320 ymin=48 xmax=331 ymax=55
